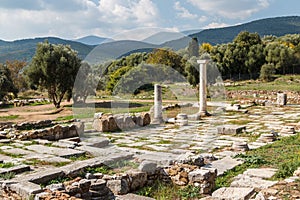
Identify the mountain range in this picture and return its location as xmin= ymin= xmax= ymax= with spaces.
xmin=0 ymin=16 xmax=299 ymax=63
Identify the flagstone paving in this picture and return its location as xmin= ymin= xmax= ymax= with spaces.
xmin=1 ymin=104 xmax=300 ymax=199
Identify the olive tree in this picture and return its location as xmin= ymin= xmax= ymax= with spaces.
xmin=0 ymin=64 xmax=18 ymax=101
xmin=26 ymin=41 xmax=81 ymax=108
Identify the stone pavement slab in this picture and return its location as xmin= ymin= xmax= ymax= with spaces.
xmin=205 ymin=156 xmax=243 ymax=176
xmin=212 ymin=187 xmax=255 ymax=200
xmin=243 ymin=168 xmax=277 ymax=179
xmin=231 ymin=174 xmax=278 ymax=189
xmin=25 ymin=144 xmax=85 ymax=158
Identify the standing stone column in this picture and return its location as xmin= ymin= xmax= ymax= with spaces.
xmin=152 ymin=84 xmax=164 ymax=124
xmin=277 ymin=93 xmax=287 ymax=106
xmin=197 ymin=60 xmax=209 ymax=116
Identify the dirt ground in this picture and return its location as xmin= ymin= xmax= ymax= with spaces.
xmin=0 ymin=101 xmax=73 ymax=123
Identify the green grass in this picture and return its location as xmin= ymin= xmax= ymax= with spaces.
xmin=85 ymin=165 xmax=114 ymax=175
xmin=0 ymin=172 xmax=15 ymax=180
xmin=55 ymin=115 xmax=74 ymax=121
xmin=0 ymin=162 xmax=15 ymax=168
xmin=28 ymin=101 xmax=51 ymax=106
xmin=69 ymin=154 xmax=92 ymax=161
xmin=226 ymin=75 xmax=300 ymax=92
xmin=137 ymin=181 xmax=203 ymax=200
xmin=215 ymin=133 xmax=300 ymax=190
xmin=0 ymin=115 xmax=19 ymax=121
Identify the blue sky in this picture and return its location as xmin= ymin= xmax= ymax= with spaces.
xmin=0 ymin=0 xmax=299 ymax=41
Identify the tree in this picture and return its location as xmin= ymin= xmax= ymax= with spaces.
xmin=72 ymin=62 xmax=97 ymax=104
xmin=25 ymin=41 xmax=81 ymax=108
xmin=5 ymin=60 xmax=28 ymax=92
xmin=0 ymin=64 xmax=18 ymax=101
xmin=188 ymin=37 xmax=199 ymax=57
xmin=260 ymin=63 xmax=275 ymax=81
xmin=146 ymin=48 xmax=186 ymax=75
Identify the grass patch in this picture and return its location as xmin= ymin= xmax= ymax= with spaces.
xmin=85 ymin=165 xmax=114 ymax=175
xmin=137 ymin=181 xmax=203 ymax=200
xmin=226 ymin=75 xmax=300 ymax=92
xmin=215 ymin=133 xmax=300 ymax=190
xmin=229 ymin=119 xmax=252 ymax=125
xmin=0 ymin=150 xmax=23 ymax=158
xmin=28 ymin=101 xmax=51 ymax=106
xmin=69 ymin=154 xmax=92 ymax=161
xmin=0 ymin=172 xmax=15 ymax=180
xmin=40 ymin=176 xmax=72 ymax=188
xmin=0 ymin=162 xmax=15 ymax=168
xmin=0 ymin=115 xmax=19 ymax=121
xmin=55 ymin=115 xmax=74 ymax=121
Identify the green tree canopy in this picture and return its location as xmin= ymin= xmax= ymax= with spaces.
xmin=25 ymin=41 xmax=81 ymax=108
xmin=0 ymin=64 xmax=18 ymax=101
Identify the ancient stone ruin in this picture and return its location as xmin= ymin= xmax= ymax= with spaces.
xmin=93 ymin=112 xmax=151 ymax=132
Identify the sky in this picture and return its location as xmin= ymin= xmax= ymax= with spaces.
xmin=0 ymin=0 xmax=299 ymax=41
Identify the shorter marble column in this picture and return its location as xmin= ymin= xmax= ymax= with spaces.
xmin=152 ymin=84 xmax=164 ymax=124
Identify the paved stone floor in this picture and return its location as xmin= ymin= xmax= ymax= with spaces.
xmin=1 ymin=104 xmax=300 ymax=199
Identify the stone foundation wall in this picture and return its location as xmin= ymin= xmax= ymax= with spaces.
xmin=93 ymin=113 xmax=151 ymax=132
xmin=1 ymin=121 xmax=84 ymax=141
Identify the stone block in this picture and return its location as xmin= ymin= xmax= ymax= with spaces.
xmin=277 ymin=93 xmax=287 ymax=106
xmin=90 ymin=179 xmax=106 ymax=191
xmin=231 ymin=174 xmax=277 ymax=189
xmin=0 ymin=164 xmax=30 ymax=175
xmin=217 ymin=125 xmax=246 ymax=135
xmin=108 ymin=116 xmax=119 ymax=132
xmin=78 ymin=179 xmax=91 ymax=193
xmin=212 ymin=187 xmax=255 ymax=200
xmin=138 ymin=161 xmax=157 ymax=174
xmin=127 ymin=170 xmax=147 ymax=191
xmin=107 ymin=179 xmax=129 ymax=195
xmin=80 ymin=137 xmax=110 ymax=148
xmin=9 ymin=181 xmax=43 ymax=199
xmin=142 ymin=113 xmax=151 ymax=126
xmin=28 ymin=169 xmax=65 ymax=184
xmin=93 ymin=119 xmax=109 ymax=132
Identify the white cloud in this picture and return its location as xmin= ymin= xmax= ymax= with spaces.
xmin=174 ymin=1 xmax=197 ymax=19
xmin=187 ymin=0 xmax=270 ymax=19
xmin=198 ymin=16 xmax=208 ymax=23
xmin=0 ymin=0 xmax=159 ymax=40
xmin=203 ymin=22 xmax=229 ymax=29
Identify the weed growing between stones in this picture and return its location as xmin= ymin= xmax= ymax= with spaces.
xmin=0 ymin=115 xmax=19 ymax=121
xmin=137 ymin=180 xmax=203 ymax=200
xmin=0 ymin=162 xmax=15 ymax=168
xmin=85 ymin=165 xmax=114 ymax=175
xmin=0 ymin=172 xmax=15 ymax=180
xmin=215 ymin=133 xmax=300 ymax=190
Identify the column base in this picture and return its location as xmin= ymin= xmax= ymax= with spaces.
xmin=151 ymin=117 xmax=165 ymax=124
xmin=198 ymin=111 xmax=211 ymax=117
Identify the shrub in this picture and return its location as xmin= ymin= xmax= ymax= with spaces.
xmin=260 ymin=63 xmax=276 ymax=82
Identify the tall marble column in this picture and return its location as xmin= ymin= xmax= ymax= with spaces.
xmin=152 ymin=84 xmax=164 ymax=124
xmin=197 ymin=59 xmax=209 ymax=116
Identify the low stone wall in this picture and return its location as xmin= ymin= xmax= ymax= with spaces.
xmin=93 ymin=113 xmax=151 ymax=132
xmin=0 ymin=121 xmax=84 ymax=141
xmin=16 ymin=122 xmax=84 ymax=141
xmin=226 ymin=90 xmax=300 ymax=105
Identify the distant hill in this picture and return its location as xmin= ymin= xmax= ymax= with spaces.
xmin=0 ymin=16 xmax=300 ymax=63
xmin=143 ymin=31 xmax=186 ymax=45
xmin=85 ymin=40 xmax=158 ymax=65
xmin=189 ymin=16 xmax=300 ymax=45
xmin=0 ymin=37 xmax=94 ymax=63
xmin=74 ymin=35 xmax=110 ymax=45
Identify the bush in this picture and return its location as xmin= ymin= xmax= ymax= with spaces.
xmin=260 ymin=63 xmax=276 ymax=81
